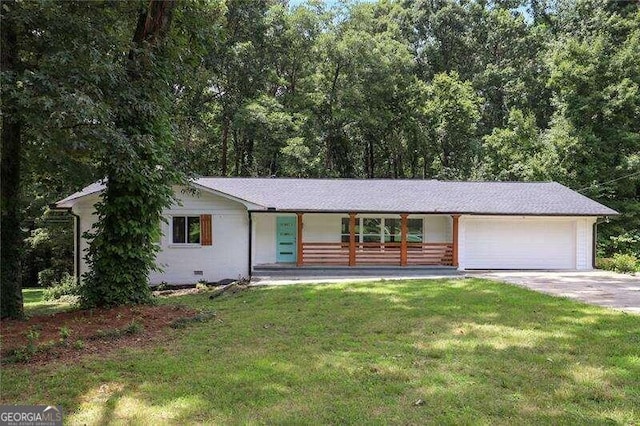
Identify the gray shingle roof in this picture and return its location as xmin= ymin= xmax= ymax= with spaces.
xmin=56 ymin=178 xmax=618 ymax=216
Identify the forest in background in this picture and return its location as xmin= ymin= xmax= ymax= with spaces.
xmin=2 ymin=0 xmax=639 ymax=293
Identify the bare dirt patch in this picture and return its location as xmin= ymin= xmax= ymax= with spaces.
xmin=1 ymin=304 xmax=202 ymax=365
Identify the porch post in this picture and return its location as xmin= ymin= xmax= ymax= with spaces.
xmin=297 ymin=212 xmax=304 ymax=267
xmin=452 ymin=215 xmax=460 ymax=267
xmin=349 ymin=212 xmax=356 ymax=266
xmin=400 ymin=214 xmax=408 ymax=266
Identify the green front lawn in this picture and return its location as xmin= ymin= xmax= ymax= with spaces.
xmin=21 ymin=288 xmax=74 ymax=316
xmin=3 ymin=279 xmax=639 ymax=424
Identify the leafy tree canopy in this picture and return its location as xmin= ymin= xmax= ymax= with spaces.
xmin=2 ymin=0 xmax=638 ymax=316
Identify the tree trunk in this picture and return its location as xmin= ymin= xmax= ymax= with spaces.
xmin=397 ymin=153 xmax=405 ymax=178
xmin=423 ymin=155 xmax=428 ymax=179
xmin=1 ymin=1 xmax=25 ymax=319
xmin=233 ymin=128 xmax=240 ymax=176
xmin=127 ymin=0 xmax=175 ymax=79
xmin=270 ymin=152 xmax=278 ymax=176
xmin=245 ymin=136 xmax=254 ymax=176
xmin=410 ymin=152 xmax=417 ymax=178
xmin=367 ymin=139 xmax=375 ymax=178
xmin=221 ymin=115 xmax=229 ymax=176
xmin=82 ymin=0 xmax=176 ymax=308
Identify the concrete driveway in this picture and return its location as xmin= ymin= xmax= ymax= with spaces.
xmin=472 ymin=271 xmax=640 ymax=314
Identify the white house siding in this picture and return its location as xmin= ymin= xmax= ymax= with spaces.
xmin=252 ymin=213 xmax=282 ymax=265
xmin=73 ymin=193 xmax=101 ymax=281
xmin=73 ymin=186 xmax=250 ymax=285
xmin=575 ymin=217 xmax=595 ymax=269
xmin=252 ymin=213 xmax=340 ymax=265
xmin=303 ymin=213 xmax=343 ymax=242
xmin=459 ymin=216 xmax=595 ymax=270
xmin=424 ymin=215 xmax=452 ymax=243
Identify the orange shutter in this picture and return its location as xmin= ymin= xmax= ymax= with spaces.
xmin=200 ymin=214 xmax=212 ymax=245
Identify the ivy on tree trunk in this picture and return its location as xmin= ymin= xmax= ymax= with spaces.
xmin=80 ymin=0 xmax=178 ymax=308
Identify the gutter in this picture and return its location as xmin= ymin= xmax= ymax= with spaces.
xmin=593 ymin=221 xmax=597 ymax=269
xmin=49 ymin=204 xmax=81 ymax=284
xmin=247 ymin=209 xmax=618 ymax=217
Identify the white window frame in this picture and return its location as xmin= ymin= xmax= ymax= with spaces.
xmin=170 ymin=215 xmax=202 ymax=247
xmin=341 ymin=217 xmax=425 ymax=243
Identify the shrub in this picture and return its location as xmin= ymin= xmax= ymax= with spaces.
xmin=5 ymin=348 xmax=31 ymax=364
xmin=124 ymin=320 xmax=144 ymax=335
xmin=596 ymin=257 xmax=614 ymax=271
xmin=609 ymin=232 xmax=640 ymax=258
xmin=7 ymin=328 xmax=43 ymax=362
xmin=25 ymin=328 xmax=40 ymax=353
xmin=43 ymin=273 xmax=80 ymax=301
xmin=59 ymin=327 xmax=71 ymax=341
xmin=94 ymin=320 xmax=144 ymax=340
xmin=610 ymin=253 xmax=638 ymax=273
xmin=195 ymin=281 xmax=210 ymax=291
xmin=37 ymin=268 xmax=58 ymax=288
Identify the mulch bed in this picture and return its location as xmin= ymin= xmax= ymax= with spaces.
xmin=1 ymin=304 xmax=201 ymax=366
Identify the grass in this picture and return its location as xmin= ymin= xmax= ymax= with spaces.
xmin=21 ymin=288 xmax=75 ymax=316
xmin=3 ymin=278 xmax=639 ymax=424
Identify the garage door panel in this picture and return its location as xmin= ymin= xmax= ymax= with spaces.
xmin=464 ymin=220 xmax=575 ymax=269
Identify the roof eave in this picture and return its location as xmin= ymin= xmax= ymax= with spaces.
xmin=189 ymin=181 xmax=266 ymax=210
xmin=248 ymin=209 xmax=618 ymax=216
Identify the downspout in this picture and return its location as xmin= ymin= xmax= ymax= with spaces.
xmin=593 ymin=218 xmax=604 ymax=269
xmin=71 ymin=210 xmax=81 ymax=284
xmin=248 ymin=211 xmax=253 ymax=278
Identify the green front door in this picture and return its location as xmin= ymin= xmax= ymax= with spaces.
xmin=276 ymin=216 xmax=297 ymax=263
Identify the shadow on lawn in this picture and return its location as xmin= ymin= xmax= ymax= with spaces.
xmin=20 ymin=288 xmax=75 ymax=316
xmin=5 ymin=278 xmax=640 ymax=424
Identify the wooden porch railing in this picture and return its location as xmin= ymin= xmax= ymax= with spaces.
xmin=301 ymin=242 xmax=453 ymax=266
xmin=301 ymin=242 xmax=350 ymax=265
xmin=355 ymin=242 xmax=402 ymax=265
xmin=406 ymin=242 xmax=453 ymax=266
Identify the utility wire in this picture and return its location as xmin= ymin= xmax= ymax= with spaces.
xmin=577 ymin=170 xmax=640 ymax=193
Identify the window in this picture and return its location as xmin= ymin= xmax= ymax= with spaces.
xmin=341 ymin=218 xmax=360 ymax=243
xmin=407 ymin=218 xmax=424 ymax=243
xmin=384 ymin=218 xmax=401 ymax=242
xmin=172 ymin=216 xmax=201 ymax=244
xmin=362 ymin=218 xmax=381 ymax=242
xmin=342 ymin=217 xmax=424 ymax=243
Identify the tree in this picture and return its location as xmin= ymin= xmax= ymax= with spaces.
xmin=1 ymin=0 xmax=24 ymax=318
xmin=419 ymin=71 xmax=482 ymax=179
xmin=5 ymin=0 xmax=639 ymax=296
xmin=1 ymin=0 xmax=139 ymax=317
xmin=473 ymin=7 xmax=553 ymax=135
xmin=200 ymin=0 xmax=274 ymax=176
xmin=546 ymin=0 xmax=640 ymax=254
xmin=482 ymin=109 xmax=550 ymax=181
xmin=81 ymin=0 xmax=179 ymax=307
xmin=403 ymin=0 xmax=482 ymax=81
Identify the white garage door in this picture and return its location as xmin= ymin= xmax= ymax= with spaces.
xmin=464 ymin=219 xmax=576 ymax=269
